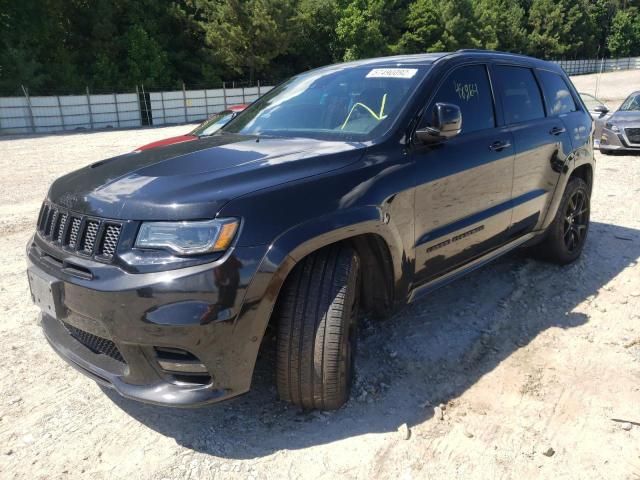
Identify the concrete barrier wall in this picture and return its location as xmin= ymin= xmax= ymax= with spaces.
xmin=0 ymin=85 xmax=273 ymax=135
xmin=553 ymin=57 xmax=640 ymax=76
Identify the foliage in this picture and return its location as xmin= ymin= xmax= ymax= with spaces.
xmin=528 ymin=0 xmax=598 ymax=58
xmin=607 ymin=7 xmax=640 ymax=57
xmin=1 ymin=0 xmax=640 ymax=94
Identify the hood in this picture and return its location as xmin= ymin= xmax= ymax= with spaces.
xmin=135 ymin=134 xmax=197 ymax=151
xmin=609 ymin=111 xmax=640 ymax=125
xmin=48 ymin=134 xmax=366 ymax=220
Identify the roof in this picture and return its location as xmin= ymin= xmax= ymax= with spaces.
xmin=312 ymin=50 xmax=558 ymax=73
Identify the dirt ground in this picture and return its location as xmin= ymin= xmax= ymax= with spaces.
xmin=1 ymin=71 xmax=639 ymax=480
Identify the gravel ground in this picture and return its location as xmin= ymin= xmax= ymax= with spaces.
xmin=571 ymin=68 xmax=640 ymax=108
xmin=1 ymin=72 xmax=640 ymax=479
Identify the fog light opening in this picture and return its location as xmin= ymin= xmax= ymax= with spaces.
xmin=154 ymin=347 xmax=211 ymax=385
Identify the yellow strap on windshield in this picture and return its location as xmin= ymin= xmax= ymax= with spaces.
xmin=340 ymin=93 xmax=388 ymax=130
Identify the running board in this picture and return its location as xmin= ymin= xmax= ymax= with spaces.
xmin=408 ymin=233 xmax=535 ymax=303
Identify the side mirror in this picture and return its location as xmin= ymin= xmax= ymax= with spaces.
xmin=594 ymin=104 xmax=609 ymax=116
xmin=415 ymin=103 xmax=462 ymax=144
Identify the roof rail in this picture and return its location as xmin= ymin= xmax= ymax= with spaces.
xmin=456 ymin=49 xmax=500 ymax=53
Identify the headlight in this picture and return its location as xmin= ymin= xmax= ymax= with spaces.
xmin=605 ymin=122 xmax=620 ymax=132
xmin=135 ymin=218 xmax=239 ymax=255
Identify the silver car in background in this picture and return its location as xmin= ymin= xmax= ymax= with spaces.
xmin=598 ymin=91 xmax=640 ymax=154
xmin=580 ymin=92 xmax=610 ymax=148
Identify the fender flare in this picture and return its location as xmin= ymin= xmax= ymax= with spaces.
xmin=540 ymin=152 xmax=594 ymax=232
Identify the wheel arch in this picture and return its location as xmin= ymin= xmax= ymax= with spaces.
xmin=257 ymin=206 xmax=408 ymax=321
xmin=232 ymin=207 xmax=409 ymax=391
xmin=569 ymin=163 xmax=594 ymax=195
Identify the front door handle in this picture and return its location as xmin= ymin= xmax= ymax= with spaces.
xmin=489 ymin=140 xmax=511 ymax=152
xmin=549 ymin=126 xmax=567 ymax=136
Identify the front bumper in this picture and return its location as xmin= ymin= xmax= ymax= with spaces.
xmin=28 ymin=236 xmax=270 ymax=407
xmin=599 ymin=128 xmax=640 ymax=152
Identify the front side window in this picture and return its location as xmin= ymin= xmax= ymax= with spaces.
xmin=619 ymin=93 xmax=640 ymax=112
xmin=538 ymin=70 xmax=577 ymax=116
xmin=222 ymin=65 xmax=429 ymax=141
xmin=424 ymin=64 xmax=495 ymax=134
xmin=191 ymin=111 xmax=236 ymax=136
xmin=492 ymin=66 xmax=545 ymax=125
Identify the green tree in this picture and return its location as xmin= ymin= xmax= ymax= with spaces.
xmin=528 ymin=0 xmax=598 ymax=58
xmin=472 ymin=0 xmax=527 ymax=52
xmin=125 ymin=25 xmax=170 ymax=88
xmin=289 ymin=0 xmax=340 ymax=69
xmin=607 ymin=7 xmax=640 ymax=56
xmin=588 ymin=0 xmax=617 ymax=55
xmin=335 ymin=0 xmax=388 ymax=60
xmin=396 ymin=0 xmax=475 ymax=53
xmin=192 ymin=0 xmax=294 ymax=81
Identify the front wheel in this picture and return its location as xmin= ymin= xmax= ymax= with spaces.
xmin=536 ymin=177 xmax=590 ymax=264
xmin=276 ymin=245 xmax=360 ymax=410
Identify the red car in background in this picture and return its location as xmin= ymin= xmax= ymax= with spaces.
xmin=135 ymin=104 xmax=247 ymax=152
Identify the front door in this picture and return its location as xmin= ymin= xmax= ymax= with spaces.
xmin=412 ymin=64 xmax=515 ymax=286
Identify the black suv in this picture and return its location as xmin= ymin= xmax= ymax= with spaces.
xmin=27 ymin=51 xmax=594 ymax=410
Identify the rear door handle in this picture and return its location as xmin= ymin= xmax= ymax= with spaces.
xmin=549 ymin=126 xmax=567 ymax=136
xmin=489 ymin=140 xmax=511 ymax=152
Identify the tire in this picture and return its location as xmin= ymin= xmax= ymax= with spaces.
xmin=536 ymin=177 xmax=590 ymax=265
xmin=276 ymin=245 xmax=360 ymax=410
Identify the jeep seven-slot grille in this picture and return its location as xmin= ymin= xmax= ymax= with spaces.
xmin=37 ymin=203 xmax=122 ymax=262
xmin=625 ymin=128 xmax=640 ymax=144
xmin=100 ymin=224 xmax=121 ymax=258
xmin=81 ymin=220 xmax=99 ymax=254
xmin=62 ymin=321 xmax=126 ymax=364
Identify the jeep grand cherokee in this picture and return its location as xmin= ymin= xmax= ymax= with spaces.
xmin=27 ymin=50 xmax=594 ymax=410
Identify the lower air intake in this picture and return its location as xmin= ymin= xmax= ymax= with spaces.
xmin=62 ymin=321 xmax=126 ymax=364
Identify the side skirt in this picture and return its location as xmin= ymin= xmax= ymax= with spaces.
xmin=407 ymin=232 xmax=536 ymax=303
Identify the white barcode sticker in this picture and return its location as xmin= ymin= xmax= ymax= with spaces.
xmin=366 ymin=68 xmax=418 ymax=79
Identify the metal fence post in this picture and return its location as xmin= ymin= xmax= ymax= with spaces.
xmin=223 ymin=81 xmax=228 ymax=109
xmin=204 ymin=88 xmax=209 ymax=117
xmin=257 ymin=80 xmax=261 ymax=97
xmin=113 ymin=92 xmax=121 ymax=128
xmin=21 ymin=85 xmax=36 ymax=133
xmin=55 ymin=95 xmax=65 ymax=130
xmin=182 ymin=82 xmax=188 ymax=122
xmin=135 ymin=85 xmax=142 ymax=126
xmin=160 ymin=91 xmax=166 ymax=125
xmin=141 ymin=84 xmax=152 ymax=126
xmin=86 ymin=86 xmax=94 ymax=129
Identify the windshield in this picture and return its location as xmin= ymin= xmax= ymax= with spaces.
xmin=221 ymin=65 xmax=428 ymax=141
xmin=191 ymin=111 xmax=236 ymax=136
xmin=619 ymin=93 xmax=640 ymax=112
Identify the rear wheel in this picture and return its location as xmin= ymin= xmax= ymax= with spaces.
xmin=276 ymin=245 xmax=360 ymax=410
xmin=535 ymin=177 xmax=590 ymax=264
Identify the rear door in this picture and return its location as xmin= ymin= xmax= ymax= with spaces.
xmin=537 ymin=69 xmax=593 ymax=162
xmin=412 ymin=63 xmax=515 ymax=285
xmin=490 ymin=64 xmax=573 ymax=236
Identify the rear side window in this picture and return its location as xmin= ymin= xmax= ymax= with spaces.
xmin=492 ymin=66 xmax=545 ymax=125
xmin=538 ymin=70 xmax=577 ymax=116
xmin=427 ymin=64 xmax=495 ymax=134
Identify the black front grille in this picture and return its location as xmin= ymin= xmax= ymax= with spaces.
xmin=68 ymin=217 xmax=82 ymax=248
xmin=36 ymin=203 xmax=122 ymax=262
xmin=81 ymin=220 xmax=99 ymax=254
xmin=100 ymin=224 xmax=121 ymax=258
xmin=62 ymin=321 xmax=126 ymax=364
xmin=56 ymin=213 xmax=68 ymax=242
xmin=625 ymin=128 xmax=640 ymax=144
